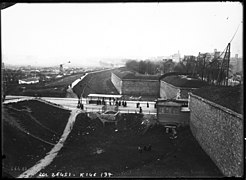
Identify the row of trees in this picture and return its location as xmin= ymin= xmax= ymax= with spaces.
xmin=125 ymin=53 xmax=233 ymax=86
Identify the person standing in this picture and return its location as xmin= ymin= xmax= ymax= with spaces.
xmin=139 ymin=107 xmax=142 ymax=113
xmin=147 ymin=102 xmax=149 ymax=108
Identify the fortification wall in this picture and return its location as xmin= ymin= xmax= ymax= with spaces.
xmin=160 ymin=81 xmax=179 ymax=99
xmin=160 ymin=81 xmax=198 ymax=99
xmin=122 ymin=79 xmax=159 ymax=96
xmin=189 ymin=93 xmax=243 ymax=177
xmin=111 ymin=73 xmax=123 ymax=94
xmin=111 ymin=72 xmax=159 ymax=96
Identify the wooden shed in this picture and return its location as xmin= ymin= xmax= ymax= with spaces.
xmin=156 ymin=99 xmax=190 ymax=126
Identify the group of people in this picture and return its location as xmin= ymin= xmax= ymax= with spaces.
xmin=96 ymin=99 xmax=106 ymax=105
xmin=136 ymin=102 xmax=150 ymax=108
xmin=137 ymin=144 xmax=152 ymax=153
xmin=169 ymin=128 xmax=178 ymax=140
xmin=77 ymin=101 xmax=84 ymax=110
xmin=110 ymin=100 xmax=127 ymax=107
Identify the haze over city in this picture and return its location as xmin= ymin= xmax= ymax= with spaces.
xmin=1 ymin=2 xmax=243 ymax=67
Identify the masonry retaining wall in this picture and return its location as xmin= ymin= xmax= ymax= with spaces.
xmin=189 ymin=93 xmax=243 ymax=177
xmin=111 ymin=73 xmax=159 ymax=96
xmin=160 ymin=81 xmax=197 ymax=99
xmin=111 ymin=73 xmax=123 ymax=94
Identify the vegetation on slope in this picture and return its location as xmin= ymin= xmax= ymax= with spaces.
xmin=192 ymin=85 xmax=243 ymax=114
xmin=2 ymin=100 xmax=70 ymax=177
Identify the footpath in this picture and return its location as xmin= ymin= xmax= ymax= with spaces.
xmin=18 ymin=108 xmax=82 ymax=178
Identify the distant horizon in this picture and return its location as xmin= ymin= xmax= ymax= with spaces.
xmin=2 ymin=2 xmax=243 ymax=67
xmin=3 ymin=52 xmax=243 ymax=69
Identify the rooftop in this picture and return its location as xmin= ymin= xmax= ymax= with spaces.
xmin=161 ymin=75 xmax=208 ymax=88
xmin=113 ymin=67 xmax=160 ymax=80
xmin=19 ymin=77 xmax=39 ymax=82
xmin=192 ymin=85 xmax=243 ymax=114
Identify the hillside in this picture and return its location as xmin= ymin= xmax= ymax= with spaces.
xmin=9 ymin=73 xmax=85 ymax=98
xmin=2 ymin=100 xmax=70 ymax=177
xmin=192 ymin=85 xmax=243 ymax=114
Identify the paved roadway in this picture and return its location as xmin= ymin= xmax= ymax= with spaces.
xmin=4 ymin=96 xmax=157 ymax=114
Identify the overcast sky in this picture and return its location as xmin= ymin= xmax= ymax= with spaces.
xmin=1 ymin=2 xmax=243 ymax=67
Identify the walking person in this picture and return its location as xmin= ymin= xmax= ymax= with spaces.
xmin=139 ymin=107 xmax=142 ymax=114
xmin=77 ymin=99 xmax=81 ymax=108
xmin=147 ymin=102 xmax=149 ymax=108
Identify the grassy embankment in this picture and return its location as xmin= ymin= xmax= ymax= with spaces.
xmin=193 ymin=85 xmax=243 ymax=114
xmin=2 ymin=100 xmax=70 ymax=177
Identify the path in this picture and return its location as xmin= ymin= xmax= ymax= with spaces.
xmin=18 ymin=108 xmax=82 ymax=178
xmin=4 ymin=96 xmax=157 ymax=114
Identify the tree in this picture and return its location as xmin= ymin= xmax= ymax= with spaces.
xmin=173 ymin=61 xmax=186 ymax=73
xmin=163 ymin=59 xmax=175 ymax=74
xmin=125 ymin=60 xmax=139 ymax=72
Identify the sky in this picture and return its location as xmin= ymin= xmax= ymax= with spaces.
xmin=1 ymin=2 xmax=243 ymax=67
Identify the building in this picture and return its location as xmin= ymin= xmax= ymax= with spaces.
xmin=170 ymin=52 xmax=181 ymax=62
xmin=156 ymin=73 xmax=207 ymax=125
xmin=230 ymin=54 xmax=243 ymax=74
xmin=18 ymin=77 xmax=39 ymax=84
xmin=156 ymin=99 xmax=190 ymax=126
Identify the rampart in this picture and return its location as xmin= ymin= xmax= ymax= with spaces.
xmin=111 ymin=72 xmax=159 ymax=96
xmin=160 ymin=81 xmax=197 ymax=99
xmin=189 ymin=93 xmax=243 ymax=177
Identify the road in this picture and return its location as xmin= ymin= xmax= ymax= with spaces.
xmin=4 ymin=96 xmax=157 ymax=114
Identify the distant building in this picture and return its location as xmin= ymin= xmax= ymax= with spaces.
xmin=198 ymin=49 xmax=222 ymax=62
xmin=230 ymin=54 xmax=243 ymax=73
xmin=170 ymin=52 xmax=181 ymax=62
xmin=161 ymin=52 xmax=181 ymax=63
xmin=18 ymin=77 xmax=39 ymax=84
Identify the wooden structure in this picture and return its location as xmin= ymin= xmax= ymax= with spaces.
xmin=156 ymin=99 xmax=190 ymax=126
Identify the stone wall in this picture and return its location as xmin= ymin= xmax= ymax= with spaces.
xmin=111 ymin=73 xmax=123 ymax=94
xmin=189 ymin=93 xmax=243 ymax=177
xmin=160 ymin=81 xmax=179 ymax=99
xmin=160 ymin=81 xmax=197 ymax=99
xmin=111 ymin=73 xmax=159 ymax=96
xmin=122 ymin=79 xmax=159 ymax=96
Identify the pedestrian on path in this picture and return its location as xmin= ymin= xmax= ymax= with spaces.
xmin=139 ymin=107 xmax=142 ymax=113
xmin=147 ymin=102 xmax=149 ymax=108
